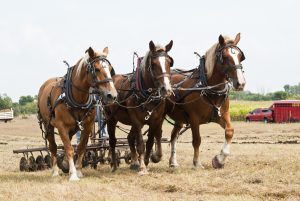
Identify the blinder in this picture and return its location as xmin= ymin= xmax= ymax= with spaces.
xmin=169 ymin=56 xmax=174 ymax=67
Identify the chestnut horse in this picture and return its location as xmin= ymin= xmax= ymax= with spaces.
xmin=106 ymin=41 xmax=174 ymax=174
xmin=38 ymin=47 xmax=117 ymax=181
xmin=154 ymin=33 xmax=246 ymax=169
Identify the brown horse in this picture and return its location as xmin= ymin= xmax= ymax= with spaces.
xmin=106 ymin=41 xmax=174 ymax=174
xmin=38 ymin=47 xmax=117 ymax=181
xmin=153 ymin=33 xmax=246 ymax=169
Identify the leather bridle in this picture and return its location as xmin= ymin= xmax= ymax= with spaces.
xmin=146 ymin=51 xmax=173 ymax=87
xmin=87 ymin=56 xmax=114 ymax=86
xmin=215 ymin=44 xmax=245 ymax=76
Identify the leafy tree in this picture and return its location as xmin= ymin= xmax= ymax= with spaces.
xmin=0 ymin=94 xmax=13 ymax=110
xmin=271 ymin=91 xmax=288 ymax=100
xmin=19 ymin=95 xmax=35 ymax=106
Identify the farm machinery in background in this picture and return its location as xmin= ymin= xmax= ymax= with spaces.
xmin=0 ymin=108 xmax=14 ymax=123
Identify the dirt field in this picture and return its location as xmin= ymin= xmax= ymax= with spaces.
xmin=0 ymin=116 xmax=299 ymax=201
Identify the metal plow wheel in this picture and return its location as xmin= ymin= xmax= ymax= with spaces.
xmin=44 ymin=155 xmax=52 ymax=168
xmin=28 ymin=156 xmax=38 ymax=172
xmin=85 ymin=150 xmax=98 ymax=169
xmin=20 ymin=157 xmax=29 ymax=172
xmin=35 ymin=155 xmax=46 ymax=170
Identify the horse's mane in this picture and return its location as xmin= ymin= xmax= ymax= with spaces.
xmin=205 ymin=36 xmax=235 ymax=79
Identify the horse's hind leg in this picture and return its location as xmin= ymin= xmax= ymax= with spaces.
xmin=169 ymin=122 xmax=183 ymax=168
xmin=46 ymin=126 xmax=59 ymax=176
xmin=212 ymin=107 xmax=234 ymax=169
xmin=190 ymin=118 xmax=204 ymax=168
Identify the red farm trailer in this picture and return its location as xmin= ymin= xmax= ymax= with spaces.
xmin=269 ymin=100 xmax=300 ymax=123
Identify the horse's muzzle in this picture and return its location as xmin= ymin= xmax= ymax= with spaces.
xmin=160 ymin=86 xmax=173 ymax=98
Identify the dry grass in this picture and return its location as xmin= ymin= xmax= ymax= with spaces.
xmin=0 ymin=116 xmax=299 ymax=201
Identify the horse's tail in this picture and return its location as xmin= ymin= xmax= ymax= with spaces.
xmin=37 ymin=104 xmax=47 ymax=140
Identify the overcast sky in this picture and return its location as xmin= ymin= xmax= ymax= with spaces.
xmin=0 ymin=0 xmax=299 ymax=102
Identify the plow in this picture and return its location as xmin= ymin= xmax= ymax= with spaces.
xmin=13 ymin=118 xmax=169 ymax=172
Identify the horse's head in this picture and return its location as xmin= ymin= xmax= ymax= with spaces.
xmin=85 ymin=47 xmax=117 ymax=103
xmin=146 ymin=40 xmax=174 ymax=98
xmin=216 ymin=33 xmax=246 ymax=91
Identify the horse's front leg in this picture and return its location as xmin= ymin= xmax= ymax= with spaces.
xmin=107 ymin=119 xmax=118 ymax=172
xmin=58 ymin=126 xmax=79 ymax=181
xmin=169 ymin=122 xmax=183 ymax=168
xmin=212 ymin=106 xmax=234 ymax=169
xmin=150 ymin=119 xmax=166 ymax=164
xmin=127 ymin=129 xmax=139 ymax=170
xmin=133 ymin=125 xmax=148 ymax=175
xmin=144 ymin=120 xmax=163 ymax=166
xmin=75 ymin=125 xmax=91 ymax=178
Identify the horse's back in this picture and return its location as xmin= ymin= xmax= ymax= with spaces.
xmin=38 ymin=77 xmax=63 ymax=120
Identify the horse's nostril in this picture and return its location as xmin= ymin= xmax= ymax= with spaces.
xmin=107 ymin=93 xmax=113 ymax=100
xmin=161 ymin=87 xmax=166 ymax=93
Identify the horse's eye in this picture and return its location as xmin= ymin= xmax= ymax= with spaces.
xmin=95 ymin=68 xmax=100 ymax=72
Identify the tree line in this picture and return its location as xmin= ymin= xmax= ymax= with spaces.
xmin=0 ymin=83 xmax=299 ymax=116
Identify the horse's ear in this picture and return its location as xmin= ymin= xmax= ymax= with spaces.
xmin=218 ymin=35 xmax=225 ymax=46
xmin=149 ymin=41 xmax=156 ymax=52
xmin=103 ymin=47 xmax=109 ymax=56
xmin=165 ymin=40 xmax=173 ymax=52
xmin=86 ymin=47 xmax=95 ymax=58
xmin=234 ymin=33 xmax=241 ymax=45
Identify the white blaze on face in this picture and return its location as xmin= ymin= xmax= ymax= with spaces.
xmin=228 ymin=48 xmax=246 ymax=86
xmin=158 ymin=56 xmax=172 ymax=91
xmin=101 ymin=61 xmax=116 ymax=91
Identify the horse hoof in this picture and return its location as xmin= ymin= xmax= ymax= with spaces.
xmin=76 ymin=170 xmax=83 ymax=178
xmin=169 ymin=163 xmax=179 ymax=168
xmin=52 ymin=171 xmax=59 ymax=177
xmin=144 ymin=158 xmax=150 ymax=166
xmin=138 ymin=169 xmax=149 ymax=176
xmin=69 ymin=174 xmax=80 ymax=181
xmin=130 ymin=163 xmax=140 ymax=170
xmin=212 ymin=155 xmax=224 ymax=169
xmin=193 ymin=161 xmax=205 ymax=169
xmin=150 ymin=154 xmax=161 ymax=163
xmin=169 ymin=160 xmax=180 ymax=168
xmin=111 ymin=166 xmax=118 ymax=173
